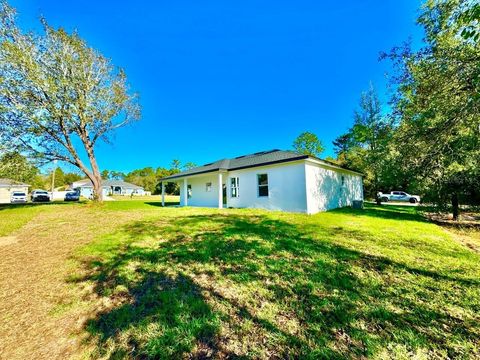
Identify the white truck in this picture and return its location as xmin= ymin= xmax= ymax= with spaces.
xmin=378 ymin=191 xmax=421 ymax=203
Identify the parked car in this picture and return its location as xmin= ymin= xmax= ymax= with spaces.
xmin=11 ymin=191 xmax=27 ymax=203
xmin=64 ymin=191 xmax=80 ymax=201
xmin=378 ymin=191 xmax=421 ymax=203
xmin=31 ymin=190 xmax=51 ymax=202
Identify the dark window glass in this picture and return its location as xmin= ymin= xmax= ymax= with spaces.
xmin=258 ymin=185 xmax=269 ymax=197
xmin=258 ymin=174 xmax=268 ymax=185
xmin=257 ymin=174 xmax=269 ymax=197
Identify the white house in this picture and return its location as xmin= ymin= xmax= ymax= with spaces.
xmin=0 ymin=179 xmax=30 ymax=204
xmin=160 ymin=149 xmax=363 ymax=214
xmin=70 ymin=179 xmax=145 ymax=198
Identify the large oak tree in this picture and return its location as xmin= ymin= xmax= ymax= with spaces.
xmin=0 ymin=2 xmax=140 ymax=200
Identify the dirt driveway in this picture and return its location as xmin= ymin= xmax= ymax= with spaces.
xmin=0 ymin=206 xmax=139 ymax=359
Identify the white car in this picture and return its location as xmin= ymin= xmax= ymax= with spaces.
xmin=11 ymin=191 xmax=28 ymax=203
xmin=378 ymin=191 xmax=421 ymax=203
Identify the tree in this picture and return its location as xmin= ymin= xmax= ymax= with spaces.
xmin=124 ymin=167 xmax=158 ymax=193
xmin=383 ymin=0 xmax=480 ymax=219
xmin=183 ymin=162 xmax=197 ymax=170
xmin=0 ymin=151 xmax=38 ymax=183
xmin=292 ymin=132 xmax=324 ymax=157
xmin=0 ymin=2 xmax=140 ymax=201
xmin=51 ymin=167 xmax=65 ymax=189
xmin=458 ymin=2 xmax=480 ymax=41
xmin=63 ymin=171 xmax=82 ymax=185
xmin=170 ymin=159 xmax=181 ymax=172
xmin=101 ymin=170 xmax=111 ymax=180
xmin=333 ymin=85 xmax=392 ymax=197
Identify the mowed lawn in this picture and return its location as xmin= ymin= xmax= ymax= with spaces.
xmin=0 ymin=200 xmax=479 ymax=359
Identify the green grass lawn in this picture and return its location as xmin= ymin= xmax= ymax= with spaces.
xmin=63 ymin=203 xmax=480 ymax=359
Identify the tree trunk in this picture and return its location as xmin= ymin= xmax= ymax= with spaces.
xmin=91 ymin=172 xmax=103 ymax=201
xmin=451 ymin=192 xmax=459 ymax=221
xmin=83 ymin=141 xmax=103 ymax=202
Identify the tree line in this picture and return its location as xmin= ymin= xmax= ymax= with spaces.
xmin=291 ymin=1 xmax=479 ymax=219
xmin=0 ymin=151 xmax=82 ymax=190
xmin=332 ymin=0 xmax=480 ymax=219
xmin=101 ymin=160 xmax=196 ymax=195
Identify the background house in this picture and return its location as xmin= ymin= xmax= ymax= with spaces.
xmin=0 ymin=179 xmax=29 ymax=204
xmin=160 ymin=149 xmax=363 ymax=214
xmin=70 ymin=179 xmax=145 ymax=199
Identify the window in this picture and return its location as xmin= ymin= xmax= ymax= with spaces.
xmin=341 ymin=176 xmax=345 ymax=186
xmin=230 ymin=177 xmax=239 ymax=198
xmin=187 ymin=184 xmax=192 ymax=198
xmin=257 ymin=174 xmax=269 ymax=197
xmin=206 ymin=182 xmax=212 ymax=192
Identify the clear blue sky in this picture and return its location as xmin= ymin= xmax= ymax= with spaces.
xmin=12 ymin=0 xmax=424 ymax=173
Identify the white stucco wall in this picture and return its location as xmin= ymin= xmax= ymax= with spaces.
xmin=179 ymin=174 xmax=220 ymax=207
xmin=305 ymin=160 xmax=363 ymax=214
xmin=178 ymin=162 xmax=307 ymax=212
xmin=226 ymin=161 xmax=307 ymax=212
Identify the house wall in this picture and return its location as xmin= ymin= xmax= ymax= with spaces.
xmin=178 ymin=162 xmax=308 ymax=212
xmin=179 ymin=174 xmax=220 ymax=207
xmin=305 ymin=161 xmax=363 ymax=214
xmin=226 ymin=162 xmax=307 ymax=212
xmin=175 ymin=160 xmax=363 ymax=214
xmin=77 ymin=186 xmax=110 ymax=199
xmin=0 ymin=186 xmax=29 ymax=204
xmin=226 ymin=161 xmax=307 ymax=213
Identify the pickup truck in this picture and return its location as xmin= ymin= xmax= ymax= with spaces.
xmin=378 ymin=191 xmax=421 ymax=203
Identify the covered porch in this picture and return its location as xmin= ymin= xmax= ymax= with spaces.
xmin=160 ymin=171 xmax=228 ymax=209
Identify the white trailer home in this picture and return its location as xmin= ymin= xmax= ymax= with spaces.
xmin=160 ymin=150 xmax=363 ymax=214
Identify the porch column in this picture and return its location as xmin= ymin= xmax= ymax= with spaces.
xmin=161 ymin=182 xmax=165 ymax=206
xmin=183 ymin=178 xmax=188 ymax=206
xmin=218 ymin=172 xmax=223 ymax=209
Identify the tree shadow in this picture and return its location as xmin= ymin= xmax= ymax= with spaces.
xmin=0 ymin=201 xmax=84 ymax=211
xmin=74 ymin=211 xmax=479 ymax=358
xmin=332 ymin=203 xmax=428 ymax=223
xmin=144 ymin=201 xmax=180 ymax=207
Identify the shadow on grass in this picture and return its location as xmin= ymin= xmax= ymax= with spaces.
xmin=74 ymin=208 xmax=479 ymax=358
xmin=0 ymin=200 xmax=85 ymax=211
xmin=145 ymin=201 xmax=180 ymax=207
xmin=335 ymin=203 xmax=428 ymax=223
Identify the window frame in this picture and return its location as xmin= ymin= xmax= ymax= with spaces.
xmin=257 ymin=173 xmax=269 ymax=197
xmin=230 ymin=177 xmax=239 ymax=198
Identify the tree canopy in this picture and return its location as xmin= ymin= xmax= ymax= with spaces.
xmin=292 ymin=132 xmax=324 ymax=157
xmin=0 ymin=2 xmax=140 ymax=200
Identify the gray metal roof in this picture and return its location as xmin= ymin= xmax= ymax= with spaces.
xmin=161 ymin=149 xmax=362 ymax=180
xmin=0 ymin=178 xmax=30 ymax=187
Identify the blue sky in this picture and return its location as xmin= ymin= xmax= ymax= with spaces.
xmin=12 ymin=0 xmax=424 ymax=173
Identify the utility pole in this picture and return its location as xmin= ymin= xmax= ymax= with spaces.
xmin=51 ymin=160 xmax=57 ymax=201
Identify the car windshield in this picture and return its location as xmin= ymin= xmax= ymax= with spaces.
xmin=13 ymin=192 xmax=25 ymax=196
xmin=37 ymin=191 xmax=48 ymax=195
